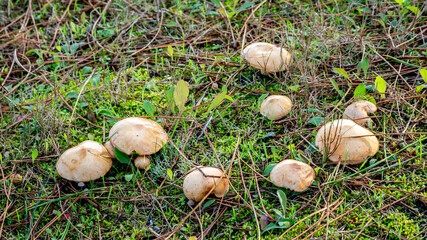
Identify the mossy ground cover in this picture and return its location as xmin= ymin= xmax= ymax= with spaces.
xmin=0 ymin=0 xmax=426 ymax=239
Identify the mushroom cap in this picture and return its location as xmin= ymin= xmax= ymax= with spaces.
xmin=270 ymin=159 xmax=315 ymax=192
xmin=134 ymin=155 xmax=150 ymax=169
xmin=56 ymin=140 xmax=113 ymax=182
xmin=260 ymin=95 xmax=292 ymax=120
xmin=343 ymin=100 xmax=377 ymax=126
xmin=315 ymin=119 xmax=379 ymax=164
xmin=104 ymin=141 xmax=116 ymax=159
xmin=242 ymin=42 xmax=291 ymax=72
xmin=183 ymin=166 xmax=229 ymax=202
xmin=109 ymin=117 xmax=168 ymax=155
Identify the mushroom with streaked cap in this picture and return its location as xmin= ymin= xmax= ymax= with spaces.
xmin=260 ymin=95 xmax=292 ymax=120
xmin=242 ymin=42 xmax=291 ymax=73
xmin=343 ymin=100 xmax=377 ymax=126
xmin=108 ymin=117 xmax=168 ymax=168
xmin=183 ymin=166 xmax=229 ymax=204
xmin=270 ymin=159 xmax=315 ymax=192
xmin=56 ymin=140 xmax=112 ymax=182
xmin=315 ymin=119 xmax=379 ymax=164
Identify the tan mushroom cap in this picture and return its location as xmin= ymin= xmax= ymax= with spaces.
xmin=56 ymin=140 xmax=113 ymax=182
xmin=183 ymin=166 xmax=229 ymax=202
xmin=260 ymin=95 xmax=292 ymax=120
xmin=343 ymin=100 xmax=377 ymax=126
xmin=242 ymin=42 xmax=291 ymax=72
xmin=109 ymin=117 xmax=168 ymax=155
xmin=270 ymin=159 xmax=315 ymax=192
xmin=315 ymin=119 xmax=379 ymax=164
xmin=134 ymin=155 xmax=150 ymax=170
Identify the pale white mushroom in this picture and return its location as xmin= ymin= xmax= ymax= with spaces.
xmin=56 ymin=140 xmax=113 ymax=182
xmin=343 ymin=100 xmax=377 ymax=126
xmin=270 ymin=159 xmax=315 ymax=192
xmin=109 ymin=117 xmax=168 ymax=155
xmin=260 ymin=95 xmax=292 ymax=120
xmin=242 ymin=42 xmax=291 ymax=73
xmin=183 ymin=166 xmax=229 ymax=202
xmin=315 ymin=119 xmax=379 ymax=164
xmin=134 ymin=155 xmax=151 ymax=170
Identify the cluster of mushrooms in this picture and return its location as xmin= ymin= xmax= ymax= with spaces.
xmin=56 ymin=42 xmax=380 ymax=204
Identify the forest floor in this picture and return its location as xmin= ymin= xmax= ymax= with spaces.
xmin=0 ymin=0 xmax=426 ymax=239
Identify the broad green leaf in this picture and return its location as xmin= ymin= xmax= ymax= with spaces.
xmin=32 ymin=149 xmax=38 ymax=161
xmin=289 ymin=85 xmax=299 ymax=92
xmin=329 ymin=78 xmax=344 ymax=97
xmin=361 ymin=95 xmax=376 ymax=105
xmin=173 ymin=80 xmax=189 ymax=112
xmin=237 ymin=2 xmax=254 ymax=12
xmin=263 ymin=163 xmax=277 ymax=175
xmin=167 ymin=169 xmax=173 ymax=181
xmin=65 ymin=91 xmax=79 ymax=99
xmin=124 ymin=174 xmax=133 ymax=182
xmin=416 ymin=85 xmax=427 ymax=94
xmin=394 ymin=0 xmax=403 ymax=5
xmin=224 ymin=95 xmax=234 ymax=102
xmin=165 ymin=86 xmax=175 ymax=108
xmin=277 ymin=190 xmax=287 ymax=213
xmin=114 ymin=147 xmax=130 ymax=164
xmin=332 ymin=68 xmax=351 ymax=82
xmin=167 ymin=46 xmax=174 ymax=57
xmin=420 ymin=69 xmax=427 ymax=83
xmin=257 ymin=93 xmax=269 ymax=109
xmin=261 ymin=219 xmax=294 ymax=234
xmin=375 ymin=76 xmax=387 ymax=98
xmin=354 ymin=83 xmax=366 ymax=98
xmin=407 ymin=6 xmax=420 ymax=16
xmin=143 ymin=100 xmax=155 ymax=116
xmin=202 ymin=199 xmax=215 ymax=209
xmin=208 ymin=91 xmax=227 ymax=112
xmin=358 ymin=58 xmax=369 ymax=76
xmin=308 ymin=117 xmax=324 ymax=126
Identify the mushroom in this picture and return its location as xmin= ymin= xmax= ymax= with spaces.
xmin=242 ymin=42 xmax=291 ymax=73
xmin=134 ymin=155 xmax=150 ymax=170
xmin=11 ymin=174 xmax=23 ymax=184
xmin=315 ymin=119 xmax=379 ymax=164
xmin=56 ymin=140 xmax=113 ymax=182
xmin=260 ymin=95 xmax=292 ymax=120
xmin=104 ymin=141 xmax=115 ymax=159
xmin=108 ymin=117 xmax=168 ymax=156
xmin=269 ymin=159 xmax=315 ymax=192
xmin=183 ymin=166 xmax=229 ymax=202
xmin=343 ymin=100 xmax=377 ymax=126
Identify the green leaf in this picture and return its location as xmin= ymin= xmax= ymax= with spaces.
xmin=289 ymin=85 xmax=299 ymax=92
xmin=358 ymin=58 xmax=369 ymax=76
xmin=208 ymin=91 xmax=227 ymax=112
xmin=173 ymin=80 xmax=189 ymax=112
xmin=308 ymin=117 xmax=325 ymax=126
xmin=354 ymin=83 xmax=366 ymax=98
xmin=332 ymin=68 xmax=351 ymax=82
xmin=124 ymin=174 xmax=133 ymax=182
xmin=237 ymin=2 xmax=255 ymax=12
xmin=143 ymin=100 xmax=155 ymax=116
xmin=261 ymin=219 xmax=294 ymax=234
xmin=361 ymin=95 xmax=376 ymax=105
xmin=329 ymin=78 xmax=344 ymax=97
xmin=406 ymin=6 xmax=420 ymax=16
xmin=375 ymin=76 xmax=387 ymax=98
xmin=114 ymin=147 xmax=130 ymax=164
xmin=420 ymin=69 xmax=427 ymax=83
xmin=416 ymin=85 xmax=427 ymax=94
xmin=167 ymin=169 xmax=173 ymax=181
xmin=224 ymin=95 xmax=234 ymax=102
xmin=32 ymin=149 xmax=38 ymax=161
xmin=202 ymin=199 xmax=215 ymax=209
xmin=65 ymin=91 xmax=79 ymax=99
xmin=263 ymin=163 xmax=277 ymax=175
xmin=277 ymin=190 xmax=287 ymax=214
xmin=167 ymin=46 xmax=174 ymax=57
xmin=257 ymin=93 xmax=269 ymax=109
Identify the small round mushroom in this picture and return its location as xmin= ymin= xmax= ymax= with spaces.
xmin=104 ymin=141 xmax=116 ymax=159
xmin=134 ymin=155 xmax=150 ymax=170
xmin=183 ymin=166 xmax=229 ymax=202
xmin=11 ymin=174 xmax=23 ymax=184
xmin=315 ymin=119 xmax=379 ymax=164
xmin=343 ymin=100 xmax=377 ymax=126
xmin=56 ymin=140 xmax=113 ymax=182
xmin=260 ymin=95 xmax=292 ymax=120
xmin=242 ymin=42 xmax=291 ymax=73
xmin=108 ymin=117 xmax=168 ymax=155
xmin=270 ymin=159 xmax=315 ymax=192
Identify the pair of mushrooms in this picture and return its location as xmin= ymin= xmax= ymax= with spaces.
xmin=56 ymin=117 xmax=168 ymax=182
